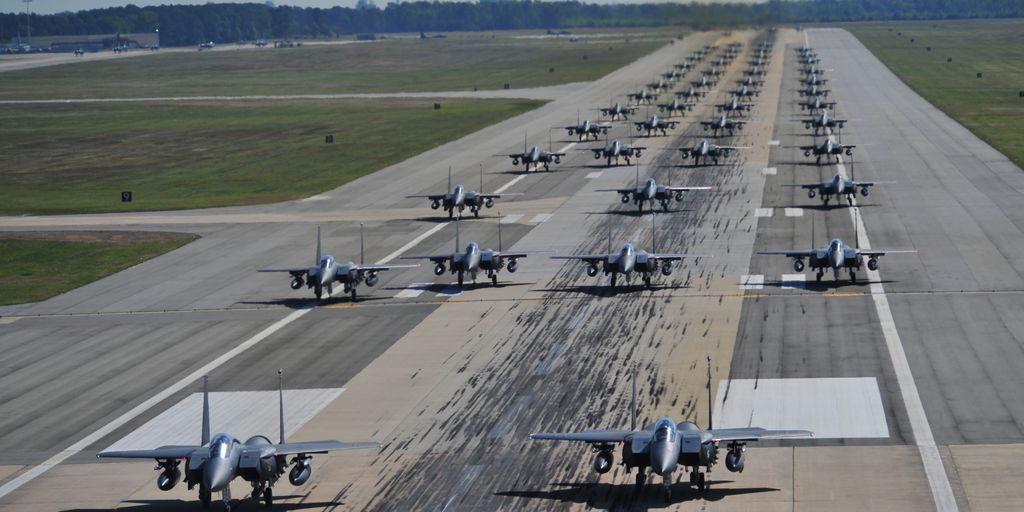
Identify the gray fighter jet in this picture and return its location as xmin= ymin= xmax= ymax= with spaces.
xmin=564 ymin=114 xmax=609 ymax=142
xmin=702 ymin=66 xmax=724 ymax=78
xmin=799 ymin=73 xmax=828 ymax=87
xmin=798 ymin=138 xmax=856 ymax=165
xmin=800 ymin=65 xmax=826 ymax=76
xmin=798 ymin=96 xmax=837 ymax=112
xmin=98 ymin=373 xmax=377 ymax=510
xmin=401 ymin=215 xmax=529 ymax=287
xmin=599 ymin=101 xmax=638 ymax=121
xmin=407 ymin=167 xmax=505 ymax=217
xmin=503 ymin=134 xmax=566 ymax=172
xmin=788 ymin=171 xmax=885 ymax=206
xmin=259 ymin=225 xmax=416 ymax=301
xmin=679 ymin=138 xmax=747 ymax=166
xmin=633 ymin=114 xmax=678 ymax=137
xmin=759 ymin=219 xmax=914 ymax=282
xmin=798 ymin=84 xmax=830 ymax=98
xmin=673 ymin=61 xmax=695 ymax=71
xmin=646 ymin=78 xmax=671 ymax=92
xmin=690 ymin=75 xmax=717 ymax=89
xmin=529 ymin=363 xmax=812 ymax=501
xmin=550 ymin=215 xmax=704 ymax=288
xmin=597 ymin=167 xmax=710 ymax=213
xmin=735 ymin=76 xmax=765 ymax=88
xmin=656 ymin=98 xmax=692 ymax=117
xmin=701 ymin=113 xmax=747 ymax=137
xmin=627 ymin=89 xmax=659 ymax=105
xmin=661 ymin=69 xmax=684 ymax=82
xmin=804 ymin=110 xmax=847 ymax=135
xmin=589 ymin=138 xmax=646 ymax=167
xmin=714 ymin=96 xmax=755 ymax=117
xmin=726 ymin=85 xmax=760 ymax=98
xmin=674 ymin=85 xmax=706 ymax=102
xmin=744 ymin=66 xmax=768 ymax=77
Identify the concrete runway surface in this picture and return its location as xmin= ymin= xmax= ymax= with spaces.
xmin=1 ymin=27 xmax=1023 ymax=511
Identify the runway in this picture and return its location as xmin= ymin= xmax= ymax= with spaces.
xmin=2 ymin=26 xmax=1024 ymax=511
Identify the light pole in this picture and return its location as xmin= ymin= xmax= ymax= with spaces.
xmin=22 ymin=0 xmax=32 ymax=46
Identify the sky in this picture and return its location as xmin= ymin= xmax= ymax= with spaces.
xmin=3 ymin=0 xmax=763 ymax=16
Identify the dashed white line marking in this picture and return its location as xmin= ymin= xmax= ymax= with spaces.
xmin=493 ymin=174 xmax=526 ymax=195
xmin=529 ymin=213 xmax=553 ymax=224
xmin=762 ymin=167 xmax=777 ymax=175
xmin=394 ymin=283 xmax=432 ymax=299
xmin=784 ymin=207 xmax=804 ymax=217
xmin=781 ymin=273 xmax=807 ymax=290
xmin=769 ymin=140 xmax=781 ymax=146
xmin=755 ymin=208 xmax=774 ymax=218
xmin=739 ymin=274 xmax=764 ymax=290
xmin=499 ymin=214 xmax=523 ymax=224
xmin=585 ymin=171 xmax=604 ymax=179
xmin=377 ymin=222 xmax=447 ymax=264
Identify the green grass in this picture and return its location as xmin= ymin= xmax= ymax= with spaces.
xmin=847 ymin=19 xmax=1024 ymax=168
xmin=0 ymin=98 xmax=543 ymax=215
xmin=0 ymin=35 xmax=665 ymax=100
xmin=0 ymin=233 xmax=196 ymax=306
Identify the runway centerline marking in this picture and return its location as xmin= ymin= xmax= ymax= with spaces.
xmin=754 ymin=208 xmax=774 ymax=218
xmin=784 ymin=207 xmax=804 ymax=217
xmin=377 ymin=222 xmax=448 ymax=264
xmin=0 ymin=305 xmax=314 ymax=501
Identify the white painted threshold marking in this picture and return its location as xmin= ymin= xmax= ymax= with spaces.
xmin=739 ymin=274 xmax=764 ymax=290
xmin=585 ymin=171 xmax=603 ymax=179
xmin=394 ymin=283 xmax=432 ymax=299
xmin=823 ymin=111 xmax=957 ymax=509
xmin=500 ymin=214 xmax=523 ymax=224
xmin=754 ymin=208 xmax=774 ymax=218
xmin=714 ymin=377 xmax=889 ymax=439
xmin=0 ymin=305 xmax=314 ymax=500
xmin=529 ymin=213 xmax=553 ymax=224
xmin=769 ymin=140 xmax=780 ymax=146
xmin=784 ymin=207 xmax=804 ymax=217
xmin=104 ymin=389 xmax=345 ymax=451
xmin=762 ymin=167 xmax=777 ymax=175
xmin=781 ymin=273 xmax=806 ymax=290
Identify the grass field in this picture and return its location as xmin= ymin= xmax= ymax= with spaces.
xmin=0 ymin=34 xmax=665 ymax=100
xmin=847 ymin=19 xmax=1024 ymax=168
xmin=0 ymin=98 xmax=542 ymax=215
xmin=0 ymin=231 xmax=196 ymax=306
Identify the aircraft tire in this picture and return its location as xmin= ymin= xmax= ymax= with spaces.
xmin=350 ymin=288 xmax=357 ymax=301
xmin=458 ymin=272 xmax=464 ymax=287
xmin=491 ymin=274 xmax=498 ymax=286
xmin=263 ymin=488 xmax=273 ymax=507
xmin=635 ymin=472 xmax=646 ymax=489
xmin=697 ymin=472 xmax=706 ymax=492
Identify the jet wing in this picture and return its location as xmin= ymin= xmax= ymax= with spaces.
xmin=550 ymin=254 xmax=611 ymax=264
xmin=258 ymin=267 xmax=311 ymax=274
xmin=98 ymin=445 xmax=201 ymax=459
xmin=783 ymin=183 xmax=829 ymax=191
xmin=528 ymin=429 xmax=636 ymax=443
xmin=648 ymin=253 xmax=711 ymax=261
xmin=492 ymin=251 xmax=533 ymax=259
xmin=595 ymin=188 xmax=636 ymax=195
xmin=757 ymin=250 xmax=817 ymax=257
xmin=355 ymin=263 xmax=419 ymax=272
xmin=664 ymin=186 xmax=712 ymax=193
xmin=400 ymin=253 xmax=455 ymax=264
xmin=273 ymin=441 xmax=379 ymax=455
xmin=708 ymin=428 xmax=813 ymax=442
xmin=857 ymin=249 xmax=917 ymax=257
xmin=405 ymin=194 xmax=446 ymax=200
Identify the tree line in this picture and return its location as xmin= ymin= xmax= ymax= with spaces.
xmin=2 ymin=0 xmax=1022 ymax=48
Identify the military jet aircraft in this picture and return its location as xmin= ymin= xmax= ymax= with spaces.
xmin=679 ymin=138 xmax=747 ymax=166
xmin=627 ymin=89 xmax=659 ymax=105
xmin=702 ymin=66 xmax=724 ymax=78
xmin=804 ymin=110 xmax=847 ymax=135
xmin=407 ymin=167 xmax=505 ymax=217
xmin=675 ymin=85 xmax=706 ymax=102
xmin=598 ymin=167 xmax=710 ymax=213
xmin=259 ymin=225 xmax=416 ymax=301
xmin=690 ymin=75 xmax=717 ymax=89
xmin=401 ymin=215 xmax=529 ymax=287
xmin=759 ymin=230 xmax=914 ymax=283
xmin=727 ymin=85 xmax=760 ymax=98
xmin=550 ymin=215 xmax=704 ymax=288
xmin=634 ymin=114 xmax=679 ymax=137
xmin=797 ymin=138 xmax=856 ymax=165
xmin=701 ymin=113 xmax=747 ymax=137
xmin=800 ymin=65 xmax=826 ymax=76
xmin=714 ymin=97 xmax=755 ymax=117
xmin=503 ymin=135 xmax=566 ymax=172
xmin=656 ymin=98 xmax=691 ymax=118
xmin=799 ymin=74 xmax=828 ymax=87
xmin=599 ymin=101 xmax=639 ymax=121
xmin=529 ymin=363 xmax=811 ymax=501
xmin=788 ymin=171 xmax=884 ymax=206
xmin=589 ymin=138 xmax=646 ymax=167
xmin=564 ymin=114 xmax=609 ymax=141
xmin=673 ymin=61 xmax=694 ymax=71
xmin=798 ymin=96 xmax=837 ymax=112
xmin=98 ymin=373 xmax=378 ymax=510
xmin=747 ymin=57 xmax=769 ymax=68
xmin=661 ymin=69 xmax=684 ymax=82
xmin=646 ymin=78 xmax=671 ymax=92
xmin=798 ymin=53 xmax=821 ymax=66
xmin=736 ymin=76 xmax=765 ymax=88
xmin=744 ymin=66 xmax=768 ymax=77
xmin=799 ymin=84 xmax=831 ymax=98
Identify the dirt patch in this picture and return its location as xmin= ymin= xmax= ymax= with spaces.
xmin=0 ymin=230 xmax=197 ymax=244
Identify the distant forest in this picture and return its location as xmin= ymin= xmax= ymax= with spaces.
xmin=2 ymin=0 xmax=1023 ymax=47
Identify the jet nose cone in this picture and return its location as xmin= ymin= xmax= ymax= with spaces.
xmin=651 ymin=449 xmax=676 ymax=477
xmin=203 ymin=459 xmax=231 ymax=492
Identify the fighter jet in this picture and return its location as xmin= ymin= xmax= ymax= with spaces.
xmin=800 ymin=65 xmax=826 ymax=76
xmin=401 ymin=215 xmax=530 ymax=287
xmin=747 ymin=57 xmax=769 ymax=68
xmin=407 ymin=167 xmax=505 ymax=218
xmin=798 ymin=84 xmax=831 ymax=98
xmin=673 ymin=61 xmax=694 ymax=71
xmin=259 ymin=225 xmax=416 ymax=301
xmin=702 ymin=66 xmax=724 ymax=78
xmin=550 ymin=215 xmax=704 ymax=288
xmin=657 ymin=98 xmax=691 ymax=117
xmin=98 ymin=373 xmax=378 ymax=510
xmin=804 ymin=110 xmax=847 ymax=135
xmin=759 ymin=229 xmax=914 ymax=283
xmin=661 ymin=69 xmax=684 ymax=82
xmin=589 ymin=138 xmax=646 ymax=167
xmin=701 ymin=113 xmax=747 ymax=137
xmin=675 ymin=85 xmax=706 ymax=102
xmin=798 ymin=96 xmax=837 ymax=112
xmin=646 ymin=78 xmax=671 ymax=92
xmin=736 ymin=76 xmax=765 ymax=88
xmin=633 ymin=114 xmax=679 ymax=137
xmin=503 ymin=135 xmax=565 ymax=172
xmin=529 ymin=363 xmax=812 ymax=501
xmin=715 ymin=96 xmax=755 ymax=117
xmin=797 ymin=137 xmax=856 ymax=165
xmin=727 ymin=85 xmax=760 ymax=99
xmin=799 ymin=74 xmax=828 ymax=87
xmin=599 ymin=101 xmax=638 ymax=121
xmin=563 ymin=114 xmax=609 ymax=142
xmin=744 ymin=66 xmax=768 ymax=77
xmin=678 ymin=138 xmax=747 ymax=166
xmin=690 ymin=75 xmax=717 ymax=89
xmin=627 ymin=89 xmax=659 ymax=105
xmin=598 ymin=167 xmax=710 ymax=213
xmin=788 ymin=171 xmax=883 ymax=206
xmin=798 ymin=53 xmax=821 ymax=66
